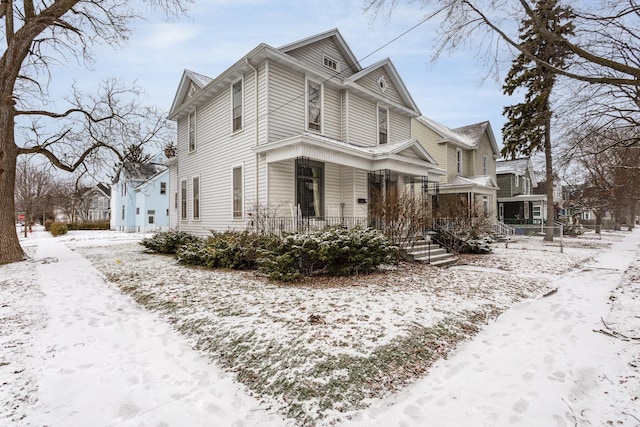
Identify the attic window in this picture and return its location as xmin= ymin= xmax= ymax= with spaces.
xmin=323 ymin=54 xmax=340 ymax=72
xmin=377 ymin=75 xmax=388 ymax=93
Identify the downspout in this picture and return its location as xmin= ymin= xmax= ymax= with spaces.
xmin=246 ymin=58 xmax=259 ymax=220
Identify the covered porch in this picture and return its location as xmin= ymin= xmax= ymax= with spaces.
xmin=253 ymin=133 xmax=445 ymax=234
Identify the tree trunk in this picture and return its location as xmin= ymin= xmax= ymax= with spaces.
xmin=0 ymin=105 xmax=26 ymax=263
xmin=544 ymin=112 xmax=554 ymax=242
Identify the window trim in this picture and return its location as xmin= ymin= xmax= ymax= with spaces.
xmin=377 ymin=105 xmax=389 ymax=145
xmin=456 ymin=148 xmax=463 ymax=175
xmin=482 ymin=154 xmax=488 ymax=175
xmin=160 ymin=182 xmax=167 ymax=195
xmin=147 ymin=209 xmax=156 ymax=225
xmin=192 ymin=176 xmax=200 ymax=221
xmin=188 ymin=110 xmax=197 ymax=152
xmin=232 ymin=165 xmax=243 ymax=219
xmin=231 ymin=78 xmax=244 ymax=133
xmin=305 ymin=77 xmax=323 ymax=134
xmin=180 ymin=179 xmax=188 ymax=220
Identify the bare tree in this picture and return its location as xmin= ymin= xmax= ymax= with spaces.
xmin=0 ymin=0 xmax=188 ymax=264
xmin=14 ymin=156 xmax=54 ymax=235
xmin=571 ymin=127 xmax=640 ymax=229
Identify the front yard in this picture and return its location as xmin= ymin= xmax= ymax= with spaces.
xmin=68 ymin=231 xmax=617 ymax=426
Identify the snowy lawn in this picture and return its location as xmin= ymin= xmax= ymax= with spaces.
xmin=63 ymin=230 xmax=609 ymax=425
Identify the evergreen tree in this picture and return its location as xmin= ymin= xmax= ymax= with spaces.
xmin=502 ymin=0 xmax=575 ymax=241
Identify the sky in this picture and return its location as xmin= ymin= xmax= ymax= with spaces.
xmin=47 ymin=0 xmax=518 ymax=150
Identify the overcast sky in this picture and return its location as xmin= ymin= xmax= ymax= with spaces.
xmin=49 ymin=0 xmax=519 ymax=149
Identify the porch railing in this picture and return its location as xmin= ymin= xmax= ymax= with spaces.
xmin=251 ymin=216 xmax=369 ymax=236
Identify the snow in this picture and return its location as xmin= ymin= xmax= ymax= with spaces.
xmin=1 ymin=226 xmax=638 ymax=426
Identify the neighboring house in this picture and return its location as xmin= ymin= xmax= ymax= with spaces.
xmin=111 ymin=158 xmax=170 ymax=233
xmin=412 ymin=117 xmax=499 ymax=219
xmin=166 ymin=29 xmax=447 ymax=235
xmin=83 ymin=183 xmax=111 ymax=222
xmin=496 ymin=158 xmax=547 ymax=224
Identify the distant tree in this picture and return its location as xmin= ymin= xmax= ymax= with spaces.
xmin=501 ymin=0 xmax=574 ymax=241
xmin=573 ymin=127 xmax=640 ymax=229
xmin=14 ymin=156 xmax=53 ymax=233
xmin=0 ymin=0 xmax=188 ymax=264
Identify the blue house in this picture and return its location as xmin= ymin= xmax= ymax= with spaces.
xmin=111 ymin=158 xmax=170 ymax=233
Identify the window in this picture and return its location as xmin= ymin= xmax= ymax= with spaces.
xmin=456 ymin=148 xmax=462 ymax=174
xmin=296 ymin=158 xmax=324 ymax=218
xmin=515 ymin=174 xmax=519 ymax=187
xmin=148 ymin=210 xmax=155 ymax=225
xmin=121 ymin=205 xmax=125 ymax=220
xmin=482 ymin=195 xmax=489 ymax=212
xmin=323 ymin=54 xmax=339 ymax=72
xmin=180 ymin=180 xmax=187 ymax=220
xmin=188 ymin=110 xmax=196 ymax=152
xmin=192 ymin=176 xmax=200 ymax=220
xmin=233 ymin=167 xmax=243 ymax=219
xmin=307 ymin=79 xmax=322 ymax=132
xmin=378 ymin=106 xmax=388 ymax=145
xmin=174 ymin=191 xmax=178 ymax=209
xmin=160 ymin=182 xmax=167 ymax=195
xmin=483 ymin=155 xmax=488 ymax=175
xmin=166 ymin=209 xmax=169 ymax=216
xmin=232 ymin=80 xmax=243 ymax=132
xmin=533 ymin=205 xmax=541 ymax=218
xmin=377 ymin=75 xmax=388 ymax=93
xmin=136 ymin=207 xmax=140 ymax=215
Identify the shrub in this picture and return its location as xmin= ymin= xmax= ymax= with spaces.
xmin=259 ymin=226 xmax=396 ymax=281
xmin=175 ymin=239 xmax=210 ymax=265
xmin=49 ymin=222 xmax=68 ymax=237
xmin=140 ymin=230 xmax=201 ymax=254
xmin=68 ymin=221 xmax=110 ymax=230
xmin=174 ymin=231 xmax=279 ymax=270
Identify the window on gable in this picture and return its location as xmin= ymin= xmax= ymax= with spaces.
xmin=456 ymin=148 xmax=463 ymax=174
xmin=483 ymin=155 xmax=488 ymax=175
xmin=323 ymin=54 xmax=340 ymax=72
xmin=192 ymin=176 xmax=200 ymax=220
xmin=188 ymin=110 xmax=196 ymax=152
xmin=232 ymin=80 xmax=243 ymax=132
xmin=160 ymin=182 xmax=167 ymax=195
xmin=378 ymin=106 xmax=388 ymax=145
xmin=233 ymin=167 xmax=243 ymax=219
xmin=180 ymin=180 xmax=187 ymax=220
xmin=307 ymin=80 xmax=322 ymax=132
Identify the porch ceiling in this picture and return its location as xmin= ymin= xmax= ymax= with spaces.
xmin=254 ymin=133 xmax=447 ymax=178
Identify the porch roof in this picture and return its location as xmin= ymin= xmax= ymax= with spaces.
xmin=254 ymin=133 xmax=446 ymax=178
xmin=497 ymin=194 xmax=547 ymax=203
xmin=443 ymin=175 xmax=499 ymax=190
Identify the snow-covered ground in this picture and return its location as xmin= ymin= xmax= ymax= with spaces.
xmin=1 ymin=226 xmax=638 ymax=426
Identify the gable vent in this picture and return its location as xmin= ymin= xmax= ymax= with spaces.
xmin=323 ymin=54 xmax=340 ymax=72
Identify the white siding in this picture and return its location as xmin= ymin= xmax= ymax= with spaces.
xmin=389 ymin=111 xmax=410 ymax=142
xmin=324 ymin=85 xmax=341 ymax=140
xmin=268 ymin=161 xmax=295 ymax=212
xmin=268 ymin=62 xmax=305 ymax=143
xmin=176 ymin=71 xmax=258 ymax=235
xmin=347 ymin=93 xmax=377 ymax=147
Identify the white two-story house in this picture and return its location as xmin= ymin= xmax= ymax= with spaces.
xmin=167 ymin=29 xmax=447 ymax=235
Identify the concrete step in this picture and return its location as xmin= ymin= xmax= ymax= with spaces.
xmin=428 ymin=257 xmax=458 ymax=267
xmin=414 ymin=251 xmax=455 ymax=263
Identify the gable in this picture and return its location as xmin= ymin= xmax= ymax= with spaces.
xmin=284 ymin=37 xmax=358 ymax=78
xmin=354 ymin=67 xmax=403 ymax=106
xmin=169 ymin=69 xmax=214 ymax=118
xmin=278 ymin=28 xmax=361 ymax=78
xmin=346 ymin=59 xmax=420 ymax=115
